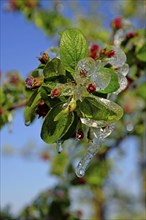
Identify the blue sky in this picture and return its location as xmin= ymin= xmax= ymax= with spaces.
xmin=0 ymin=0 xmax=145 ymax=216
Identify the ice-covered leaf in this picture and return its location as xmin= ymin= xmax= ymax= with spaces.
xmin=115 ymin=64 xmax=129 ymax=76
xmin=80 ymin=96 xmax=123 ymax=128
xmin=113 ymin=74 xmax=127 ymax=95
xmin=96 ymin=68 xmax=119 ymax=94
xmin=91 ymin=68 xmax=111 ymax=90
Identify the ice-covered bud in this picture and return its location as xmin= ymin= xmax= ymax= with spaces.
xmin=99 ymin=48 xmax=107 ymax=58
xmin=51 ymin=88 xmax=60 ymax=97
xmin=38 ymin=52 xmax=49 ymax=64
xmin=89 ymin=44 xmax=99 ymax=59
xmin=107 ymin=50 xmax=115 ymax=58
xmin=76 ymin=57 xmax=96 ymax=78
xmin=87 ymin=84 xmax=96 ymax=93
xmin=80 ymin=70 xmax=87 ymax=77
xmin=91 ymin=44 xmax=99 ymax=52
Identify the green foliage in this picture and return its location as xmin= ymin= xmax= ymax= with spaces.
xmin=60 ymin=29 xmax=88 ymax=73
xmin=136 ymin=42 xmax=146 ymax=62
xmin=1 ymin=2 xmax=146 ymax=219
xmin=43 ymin=58 xmax=66 ymax=80
xmin=41 ymin=103 xmax=74 ymax=144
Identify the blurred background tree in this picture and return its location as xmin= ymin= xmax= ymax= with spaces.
xmin=0 ymin=0 xmax=146 ymax=220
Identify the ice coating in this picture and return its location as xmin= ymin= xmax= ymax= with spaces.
xmin=76 ymin=57 xmax=96 ymax=77
xmin=116 ymin=64 xmax=129 ymax=76
xmin=113 ymin=73 xmax=128 ymax=95
xmin=105 ymin=46 xmax=126 ymax=67
xmin=91 ymin=68 xmax=111 ymax=90
xmin=114 ymin=29 xmax=125 ymax=46
xmin=75 ymin=124 xmax=115 ymax=177
xmin=81 ymin=118 xmax=106 ymax=128
xmin=92 ymin=123 xmax=115 ymax=140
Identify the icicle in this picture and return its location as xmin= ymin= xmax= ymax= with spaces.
xmin=75 ymin=140 xmax=102 ymax=177
xmin=75 ymin=124 xmax=115 ymax=177
xmin=56 ymin=140 xmax=63 ymax=154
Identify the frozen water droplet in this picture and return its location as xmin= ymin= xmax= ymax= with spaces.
xmin=76 ymin=57 xmax=96 ymax=77
xmin=91 ymin=68 xmax=111 ymax=90
xmin=75 ymin=162 xmax=85 ymax=177
xmin=56 ymin=141 xmax=62 ymax=153
xmin=114 ymin=74 xmax=127 ymax=95
xmin=105 ymin=46 xmax=126 ymax=67
xmin=25 ymin=121 xmax=31 ymax=126
xmin=116 ymin=64 xmax=129 ymax=76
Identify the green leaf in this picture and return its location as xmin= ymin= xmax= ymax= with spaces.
xmin=24 ymin=106 xmax=36 ymax=125
xmin=60 ymin=28 xmax=88 ymax=73
xmin=41 ymin=103 xmax=74 ymax=144
xmin=27 ymin=89 xmax=39 ymax=107
xmin=61 ymin=112 xmax=79 ymax=141
xmin=97 ymin=68 xmax=119 ymax=94
xmin=79 ymin=96 xmax=123 ymax=124
xmin=43 ymin=58 xmax=66 ymax=79
xmin=136 ymin=42 xmax=146 ymax=62
xmin=24 ymin=91 xmax=41 ymax=125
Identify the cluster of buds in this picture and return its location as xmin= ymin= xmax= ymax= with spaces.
xmin=89 ymin=44 xmax=115 ymax=60
xmin=100 ymin=48 xmax=115 ymax=58
xmin=25 ymin=77 xmax=43 ymax=89
xmin=38 ymin=52 xmax=49 ymax=64
xmin=111 ymin=17 xmax=123 ymax=30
